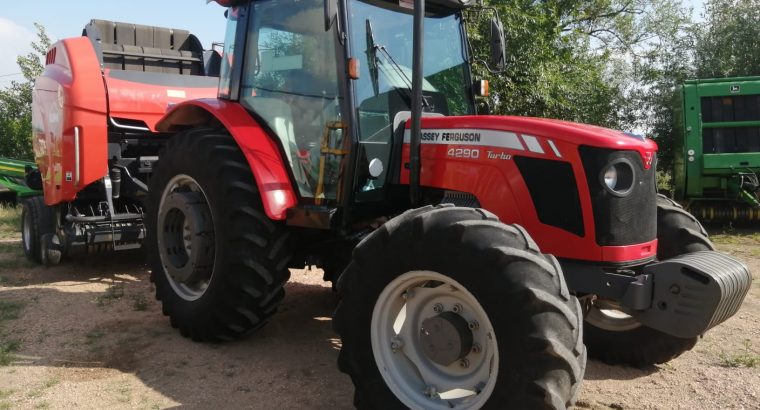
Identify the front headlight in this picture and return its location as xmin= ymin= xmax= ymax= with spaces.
xmin=599 ymin=159 xmax=635 ymax=196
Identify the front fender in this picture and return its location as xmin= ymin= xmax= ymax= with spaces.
xmin=156 ymin=99 xmax=297 ymax=220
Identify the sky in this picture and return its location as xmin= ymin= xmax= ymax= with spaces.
xmin=0 ymin=0 xmax=229 ymax=87
xmin=0 ymin=0 xmax=707 ymax=88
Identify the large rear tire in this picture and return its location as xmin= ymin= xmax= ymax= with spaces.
xmin=147 ymin=128 xmax=293 ymax=342
xmin=21 ymin=196 xmax=55 ymax=264
xmin=583 ymin=195 xmax=713 ymax=367
xmin=333 ymin=206 xmax=586 ymax=409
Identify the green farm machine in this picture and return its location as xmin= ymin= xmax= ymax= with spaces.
xmin=0 ymin=158 xmax=40 ymax=204
xmin=674 ymin=76 xmax=760 ymax=222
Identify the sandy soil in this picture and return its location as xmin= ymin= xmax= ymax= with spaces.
xmin=0 ymin=231 xmax=758 ymax=409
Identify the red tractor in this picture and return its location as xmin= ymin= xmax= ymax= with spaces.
xmin=28 ymin=0 xmax=752 ymax=408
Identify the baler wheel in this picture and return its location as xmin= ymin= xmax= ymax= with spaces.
xmin=21 ymin=196 xmax=56 ymax=264
xmin=147 ymin=128 xmax=293 ymax=342
xmin=333 ymin=205 xmax=586 ymax=409
xmin=583 ymin=195 xmax=713 ymax=367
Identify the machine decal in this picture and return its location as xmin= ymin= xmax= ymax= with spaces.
xmin=522 ymin=135 xmax=544 ymax=154
xmin=547 ymin=140 xmax=562 ymax=157
xmin=404 ymin=129 xmax=525 ymax=150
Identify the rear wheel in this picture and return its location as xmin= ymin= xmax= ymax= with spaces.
xmin=21 ymin=196 xmax=56 ymax=264
xmin=147 ymin=128 xmax=293 ymax=342
xmin=583 ymin=195 xmax=712 ymax=367
xmin=334 ymin=206 xmax=585 ymax=409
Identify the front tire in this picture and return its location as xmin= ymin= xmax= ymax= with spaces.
xmin=583 ymin=195 xmax=713 ymax=367
xmin=147 ymin=128 xmax=293 ymax=342
xmin=333 ymin=206 xmax=585 ymax=409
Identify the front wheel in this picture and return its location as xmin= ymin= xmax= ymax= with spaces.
xmin=333 ymin=206 xmax=585 ymax=409
xmin=583 ymin=195 xmax=713 ymax=367
xmin=147 ymin=128 xmax=293 ymax=342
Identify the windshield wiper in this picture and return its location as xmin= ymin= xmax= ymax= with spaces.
xmin=365 ymin=20 xmax=380 ymax=96
xmin=365 ymin=19 xmax=429 ymax=109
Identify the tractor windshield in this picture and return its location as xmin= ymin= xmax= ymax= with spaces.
xmin=349 ymin=0 xmax=474 ymax=192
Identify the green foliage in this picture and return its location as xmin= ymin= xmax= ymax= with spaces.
xmin=695 ymin=0 xmax=760 ymax=78
xmin=0 ymin=23 xmax=50 ymax=161
xmin=467 ymin=0 xmax=689 ymax=133
xmin=718 ymin=340 xmax=760 ymax=368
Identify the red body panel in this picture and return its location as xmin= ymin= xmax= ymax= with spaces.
xmin=32 ymin=37 xmax=109 ymax=205
xmin=399 ymin=115 xmax=659 ymax=263
xmin=157 ymin=100 xmax=298 ymax=220
xmin=104 ymin=70 xmax=217 ymax=132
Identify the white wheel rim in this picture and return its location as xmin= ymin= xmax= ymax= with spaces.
xmin=371 ymin=271 xmax=499 ymax=410
xmin=585 ymin=299 xmax=641 ymax=331
xmin=157 ymin=174 xmax=215 ymax=301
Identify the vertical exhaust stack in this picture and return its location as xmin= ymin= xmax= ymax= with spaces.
xmin=409 ymin=0 xmax=425 ymax=207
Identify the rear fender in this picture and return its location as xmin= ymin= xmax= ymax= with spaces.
xmin=156 ymin=99 xmax=297 ymax=220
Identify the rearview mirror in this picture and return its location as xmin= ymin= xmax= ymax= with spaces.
xmin=489 ymin=17 xmax=506 ymax=71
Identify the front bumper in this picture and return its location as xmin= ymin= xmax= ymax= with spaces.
xmin=563 ymin=250 xmax=752 ymax=338
xmin=633 ymin=251 xmax=752 ymax=338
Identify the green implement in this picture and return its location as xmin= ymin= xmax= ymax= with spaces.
xmin=0 ymin=157 xmax=41 ymax=202
xmin=674 ymin=76 xmax=760 ymax=222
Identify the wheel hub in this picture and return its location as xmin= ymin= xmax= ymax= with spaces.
xmin=420 ymin=311 xmax=473 ymax=366
xmin=158 ymin=191 xmax=214 ymax=284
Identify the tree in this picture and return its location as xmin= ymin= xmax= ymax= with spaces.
xmin=467 ymin=0 xmax=690 ymax=132
xmin=0 ymin=23 xmax=50 ymax=160
xmin=694 ymin=0 xmax=760 ymax=78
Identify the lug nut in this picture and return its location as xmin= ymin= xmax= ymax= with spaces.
xmin=433 ymin=303 xmax=444 ymax=313
xmin=424 ymin=385 xmax=437 ymax=398
xmin=452 ymin=303 xmax=463 ymax=313
xmin=471 ymin=343 xmax=482 ymax=354
xmin=390 ymin=336 xmax=404 ymax=353
xmin=459 ymin=358 xmax=469 ymax=369
xmin=468 ymin=320 xmax=479 ymax=330
xmin=669 ymin=284 xmax=681 ymax=294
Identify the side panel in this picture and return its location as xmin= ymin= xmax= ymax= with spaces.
xmin=104 ymin=70 xmax=218 ymax=131
xmin=32 ymin=37 xmax=108 ymax=206
xmin=156 ymin=99 xmax=298 ymax=220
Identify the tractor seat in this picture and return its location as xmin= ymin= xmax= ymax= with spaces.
xmin=83 ymin=19 xmax=217 ymax=76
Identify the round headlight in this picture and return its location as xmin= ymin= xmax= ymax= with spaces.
xmin=599 ymin=159 xmax=635 ymax=196
xmin=603 ymin=166 xmax=618 ymax=190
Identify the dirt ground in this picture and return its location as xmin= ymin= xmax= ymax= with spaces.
xmin=0 ymin=207 xmax=758 ymax=409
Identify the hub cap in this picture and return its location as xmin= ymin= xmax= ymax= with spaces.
xmin=371 ymin=271 xmax=498 ymax=409
xmin=157 ymin=175 xmax=215 ymax=301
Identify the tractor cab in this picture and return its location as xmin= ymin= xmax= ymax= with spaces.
xmin=216 ymin=0 xmax=485 ymax=216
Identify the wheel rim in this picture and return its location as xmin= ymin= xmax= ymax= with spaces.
xmin=371 ymin=271 xmax=498 ymax=410
xmin=585 ymin=299 xmax=641 ymax=331
xmin=22 ymin=208 xmax=32 ymax=252
xmin=157 ymin=174 xmax=215 ymax=301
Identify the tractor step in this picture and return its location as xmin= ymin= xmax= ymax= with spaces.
xmin=634 ymin=251 xmax=752 ymax=338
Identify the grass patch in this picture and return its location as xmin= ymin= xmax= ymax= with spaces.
xmin=84 ymin=328 xmax=106 ymax=352
xmin=0 ymin=300 xmax=23 ymax=322
xmin=718 ymin=340 xmax=760 ymax=368
xmin=0 ymin=340 xmax=20 ymax=366
xmin=85 ymin=329 xmax=105 ymax=345
xmin=0 ymin=256 xmax=35 ymax=271
xmin=25 ymin=378 xmax=59 ymax=400
xmin=130 ymin=294 xmax=148 ymax=311
xmin=95 ymin=284 xmax=124 ymax=307
xmin=0 ymin=390 xmax=13 ymax=400
xmin=0 ymin=205 xmax=21 ymax=240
